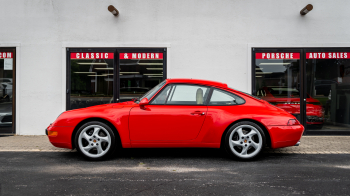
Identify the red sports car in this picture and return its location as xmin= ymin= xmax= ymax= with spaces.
xmin=257 ymin=87 xmax=324 ymax=128
xmin=46 ymin=79 xmax=304 ymax=160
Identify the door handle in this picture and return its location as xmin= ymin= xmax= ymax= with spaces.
xmin=190 ymin=111 xmax=205 ymax=115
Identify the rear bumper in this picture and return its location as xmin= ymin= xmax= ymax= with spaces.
xmin=46 ymin=125 xmax=75 ymax=149
xmin=267 ymin=125 xmax=304 ymax=149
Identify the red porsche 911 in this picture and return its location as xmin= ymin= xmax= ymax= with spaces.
xmin=257 ymin=86 xmax=324 ymax=129
xmin=46 ymin=79 xmax=304 ymax=160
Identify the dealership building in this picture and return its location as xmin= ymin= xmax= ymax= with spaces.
xmin=0 ymin=0 xmax=350 ymax=135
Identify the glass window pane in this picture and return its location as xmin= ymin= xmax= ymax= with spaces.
xmin=166 ymin=85 xmax=210 ymax=105
xmin=0 ymin=50 xmax=14 ymax=134
xmin=150 ymin=85 xmax=171 ymax=105
xmin=254 ymin=52 xmax=301 ymax=122
xmin=209 ymin=89 xmax=245 ymax=105
xmin=70 ymin=53 xmax=114 ymax=109
xmin=119 ymin=52 xmax=165 ymax=102
xmin=306 ymin=52 xmax=350 ymax=132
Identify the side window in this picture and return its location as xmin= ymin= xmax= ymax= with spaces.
xmin=166 ymin=84 xmax=210 ymax=105
xmin=209 ymin=89 xmax=245 ymax=105
xmin=150 ymin=85 xmax=172 ymax=105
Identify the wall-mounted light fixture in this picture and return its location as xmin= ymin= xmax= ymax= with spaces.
xmin=300 ymin=4 xmax=313 ymax=15
xmin=108 ymin=5 xmax=119 ymax=16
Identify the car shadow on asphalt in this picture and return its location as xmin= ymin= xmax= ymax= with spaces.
xmin=58 ymin=147 xmax=298 ymax=162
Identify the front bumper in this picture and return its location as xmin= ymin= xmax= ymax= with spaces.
xmin=46 ymin=125 xmax=75 ymax=149
xmin=306 ymin=116 xmax=324 ymax=125
xmin=267 ymin=125 xmax=304 ymax=149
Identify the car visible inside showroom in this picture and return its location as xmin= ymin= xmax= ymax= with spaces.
xmin=257 ymin=86 xmax=324 ymax=129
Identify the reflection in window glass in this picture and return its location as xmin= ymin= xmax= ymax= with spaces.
xmin=70 ymin=53 xmax=114 ymax=109
xmin=306 ymin=53 xmax=350 ymax=131
xmin=0 ymin=53 xmax=14 ymax=133
xmin=119 ymin=52 xmax=165 ymax=102
xmin=150 ymin=85 xmax=171 ymax=105
xmin=254 ymin=52 xmax=301 ymax=122
xmin=209 ymin=89 xmax=245 ymax=105
xmin=166 ymin=85 xmax=210 ymax=105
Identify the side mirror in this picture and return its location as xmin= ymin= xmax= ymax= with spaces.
xmin=139 ymin=98 xmax=149 ymax=108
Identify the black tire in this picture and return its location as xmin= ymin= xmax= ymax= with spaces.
xmin=75 ymin=121 xmax=117 ymax=161
xmin=224 ymin=121 xmax=266 ymax=161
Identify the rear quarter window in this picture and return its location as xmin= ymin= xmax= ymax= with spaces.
xmin=209 ymin=88 xmax=245 ymax=105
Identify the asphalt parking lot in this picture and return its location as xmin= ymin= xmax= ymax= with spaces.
xmin=1 ymin=147 xmax=350 ymax=195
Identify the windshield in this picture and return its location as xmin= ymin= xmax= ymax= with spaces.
xmin=137 ymin=81 xmax=166 ymax=102
xmin=228 ymin=86 xmax=261 ymax=100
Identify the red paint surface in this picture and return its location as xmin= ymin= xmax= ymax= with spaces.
xmin=47 ymin=79 xmax=304 ymax=150
xmin=306 ymin=52 xmax=350 ymax=59
xmin=119 ymin=53 xmax=163 ymax=60
xmin=0 ymin=52 xmax=13 ymax=59
xmin=70 ymin=53 xmax=114 ymax=59
xmin=255 ymin=52 xmax=300 ymax=59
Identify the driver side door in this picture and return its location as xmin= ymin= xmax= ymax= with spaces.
xmin=129 ymin=84 xmax=210 ymax=142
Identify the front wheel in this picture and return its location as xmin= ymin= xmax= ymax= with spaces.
xmin=225 ymin=121 xmax=266 ymax=160
xmin=75 ymin=121 xmax=116 ymax=160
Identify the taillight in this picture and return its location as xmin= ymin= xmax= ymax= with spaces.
xmin=288 ymin=119 xmax=300 ymax=125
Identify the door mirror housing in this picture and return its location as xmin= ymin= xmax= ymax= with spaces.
xmin=139 ymin=98 xmax=149 ymax=108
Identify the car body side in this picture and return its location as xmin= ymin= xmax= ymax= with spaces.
xmin=47 ymin=80 xmax=304 ymax=150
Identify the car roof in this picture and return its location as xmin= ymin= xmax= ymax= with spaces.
xmin=166 ymin=78 xmax=228 ymax=88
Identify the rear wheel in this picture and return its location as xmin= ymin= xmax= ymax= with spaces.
xmin=75 ymin=121 xmax=116 ymax=160
xmin=225 ymin=121 xmax=266 ymax=160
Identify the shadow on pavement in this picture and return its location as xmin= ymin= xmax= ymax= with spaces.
xmin=57 ymin=147 xmax=298 ymax=162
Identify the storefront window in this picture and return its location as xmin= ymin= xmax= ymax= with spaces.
xmin=254 ymin=52 xmax=301 ymax=121
xmin=119 ymin=52 xmax=165 ymax=102
xmin=253 ymin=49 xmax=350 ymax=134
xmin=0 ymin=49 xmax=15 ymax=134
xmin=306 ymin=52 xmax=350 ymax=131
xmin=70 ymin=52 xmax=114 ymax=109
xmin=68 ymin=49 xmax=166 ymax=110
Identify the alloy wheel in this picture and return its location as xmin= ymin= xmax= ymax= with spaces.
xmin=78 ymin=124 xmax=112 ymax=158
xmin=228 ymin=124 xmax=263 ymax=159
